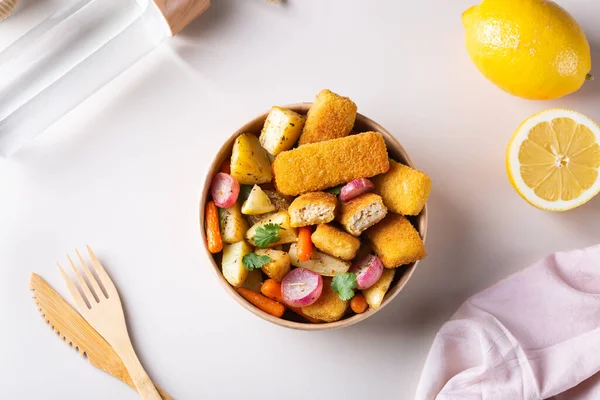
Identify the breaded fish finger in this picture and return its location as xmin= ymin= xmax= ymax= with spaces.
xmin=365 ymin=212 xmax=426 ymax=268
xmin=273 ymin=131 xmax=389 ymax=196
xmin=372 ymin=159 xmax=431 ymax=216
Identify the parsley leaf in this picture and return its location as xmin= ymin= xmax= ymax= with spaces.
xmin=326 ymin=184 xmax=344 ymax=195
xmin=239 ymin=184 xmax=254 ymax=201
xmin=242 ymin=253 xmax=272 ymax=271
xmin=331 ymin=272 xmax=357 ymax=301
xmin=253 ymin=223 xmax=281 ymax=248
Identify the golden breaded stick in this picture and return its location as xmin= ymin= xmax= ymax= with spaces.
xmin=372 ymin=159 xmax=431 ymax=215
xmin=365 ymin=213 xmax=426 ymax=268
xmin=298 ymin=89 xmax=357 ymax=145
xmin=311 ymin=224 xmax=361 ymax=261
xmin=273 ymin=131 xmax=389 ymax=196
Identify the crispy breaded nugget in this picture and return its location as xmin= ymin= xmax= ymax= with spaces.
xmin=301 ymin=277 xmax=348 ymax=322
xmin=288 ymin=192 xmax=338 ymax=227
xmin=311 ymin=224 xmax=361 ymax=261
xmin=273 ymin=131 xmax=389 ymax=196
xmin=298 ymin=89 xmax=357 ymax=145
xmin=372 ymin=159 xmax=431 ymax=216
xmin=338 ymin=193 xmax=388 ymax=236
xmin=365 ymin=213 xmax=426 ymax=268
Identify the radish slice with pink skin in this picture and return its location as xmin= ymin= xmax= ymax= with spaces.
xmin=211 ymin=173 xmax=240 ymax=208
xmin=339 ymin=178 xmax=374 ymax=202
xmin=350 ymin=254 xmax=384 ymax=290
xmin=281 ymin=268 xmax=323 ymax=307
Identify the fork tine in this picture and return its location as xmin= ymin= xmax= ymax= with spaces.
xmin=58 ymin=263 xmax=90 ymax=311
xmin=67 ymin=255 xmax=96 ymax=304
xmin=86 ymin=245 xmax=117 ymax=295
xmin=76 ymin=249 xmax=105 ymax=299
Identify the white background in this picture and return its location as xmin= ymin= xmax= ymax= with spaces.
xmin=2 ymin=0 xmax=600 ymax=399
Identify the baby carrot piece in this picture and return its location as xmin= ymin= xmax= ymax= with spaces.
xmin=350 ymin=293 xmax=368 ymax=314
xmin=260 ymin=279 xmax=285 ymax=303
xmin=237 ymin=287 xmax=285 ymax=318
xmin=297 ymin=226 xmax=313 ymax=261
xmin=260 ymin=279 xmax=321 ymax=323
xmin=220 ymin=159 xmax=231 ymax=174
xmin=205 ymin=200 xmax=223 ymax=253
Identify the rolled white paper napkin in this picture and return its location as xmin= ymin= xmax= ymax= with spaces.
xmin=416 ymin=244 xmax=600 ymax=400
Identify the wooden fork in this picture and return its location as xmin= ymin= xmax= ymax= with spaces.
xmin=58 ymin=246 xmax=162 ymax=400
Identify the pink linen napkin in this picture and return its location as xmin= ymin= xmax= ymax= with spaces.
xmin=416 ymin=244 xmax=600 ymax=400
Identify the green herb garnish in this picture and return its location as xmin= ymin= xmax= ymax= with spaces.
xmin=253 ymin=223 xmax=281 ymax=248
xmin=326 ymin=184 xmax=344 ymax=195
xmin=239 ymin=184 xmax=253 ymax=201
xmin=331 ymin=272 xmax=357 ymax=301
xmin=242 ymin=253 xmax=272 ymax=271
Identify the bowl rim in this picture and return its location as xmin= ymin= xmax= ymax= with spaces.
xmin=199 ymin=103 xmax=428 ymax=331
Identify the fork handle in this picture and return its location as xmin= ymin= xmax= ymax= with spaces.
xmin=114 ymin=341 xmax=163 ymax=400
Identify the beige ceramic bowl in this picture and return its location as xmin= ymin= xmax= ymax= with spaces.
xmin=200 ymin=103 xmax=428 ymax=330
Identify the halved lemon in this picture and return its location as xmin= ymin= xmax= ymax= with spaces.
xmin=507 ymin=109 xmax=600 ymax=211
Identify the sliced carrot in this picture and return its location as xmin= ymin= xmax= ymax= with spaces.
xmin=237 ymin=287 xmax=285 ymax=318
xmin=260 ymin=279 xmax=321 ymax=323
xmin=297 ymin=226 xmax=313 ymax=262
xmin=350 ymin=293 xmax=368 ymax=314
xmin=220 ymin=159 xmax=231 ymax=174
xmin=205 ymin=200 xmax=223 ymax=253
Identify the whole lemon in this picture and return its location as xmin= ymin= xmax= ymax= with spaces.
xmin=462 ymin=0 xmax=592 ymax=100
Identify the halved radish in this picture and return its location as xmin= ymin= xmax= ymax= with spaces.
xmin=350 ymin=254 xmax=384 ymax=290
xmin=211 ymin=172 xmax=240 ymax=208
xmin=281 ymin=268 xmax=323 ymax=307
xmin=339 ymin=178 xmax=374 ymax=202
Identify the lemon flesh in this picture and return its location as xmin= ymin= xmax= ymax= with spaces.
xmin=241 ymin=185 xmax=276 ymax=215
xmin=507 ymin=109 xmax=600 ymax=211
xmin=463 ymin=0 xmax=591 ymax=100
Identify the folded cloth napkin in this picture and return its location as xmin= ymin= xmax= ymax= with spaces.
xmin=416 ymin=244 xmax=600 ymax=400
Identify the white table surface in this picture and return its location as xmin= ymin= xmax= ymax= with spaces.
xmin=2 ymin=0 xmax=600 ymax=398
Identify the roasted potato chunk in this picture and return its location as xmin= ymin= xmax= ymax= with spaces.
xmin=362 ymin=268 xmax=395 ymax=310
xmin=219 ymin=201 xmax=249 ymax=244
xmin=256 ymin=248 xmax=290 ymax=282
xmin=246 ymin=211 xmax=298 ymax=247
xmin=230 ymin=133 xmax=273 ymax=184
xmin=288 ymin=243 xmax=350 ymax=276
xmin=260 ymin=106 xmax=306 ymax=156
xmin=242 ymin=269 xmax=263 ymax=292
xmin=222 ymin=241 xmax=253 ymax=287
